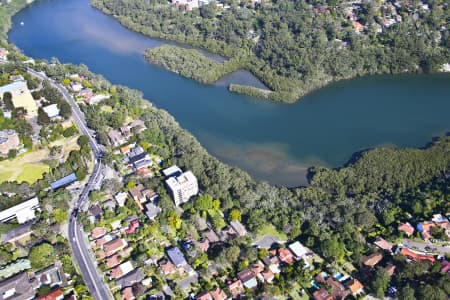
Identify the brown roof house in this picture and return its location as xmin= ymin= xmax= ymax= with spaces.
xmin=227 ymin=279 xmax=245 ymax=299
xmin=374 ymin=237 xmax=393 ymax=253
xmin=237 ymin=269 xmax=258 ymax=289
xmin=398 ymin=222 xmax=414 ymax=236
xmin=209 ymin=287 xmax=227 ymax=300
xmin=347 ymin=278 xmax=364 ymax=296
xmin=313 ymin=288 xmax=332 ymax=300
xmin=362 ymin=252 xmax=383 ymax=268
xmin=103 ymin=239 xmax=128 ymax=257
xmin=108 ymin=129 xmax=126 ymax=147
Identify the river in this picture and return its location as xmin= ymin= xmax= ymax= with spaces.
xmin=9 ymin=0 xmax=450 ymax=187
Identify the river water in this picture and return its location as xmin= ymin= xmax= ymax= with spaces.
xmin=9 ymin=0 xmax=450 ymax=186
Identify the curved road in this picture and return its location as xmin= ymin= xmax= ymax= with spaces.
xmin=28 ymin=69 xmax=111 ymax=299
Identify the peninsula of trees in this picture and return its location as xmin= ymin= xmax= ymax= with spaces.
xmin=92 ymin=0 xmax=450 ymax=102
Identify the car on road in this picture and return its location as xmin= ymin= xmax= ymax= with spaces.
xmin=425 ymin=246 xmax=431 ymax=251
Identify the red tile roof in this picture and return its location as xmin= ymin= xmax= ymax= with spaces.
xmin=278 ymin=248 xmax=294 ymax=264
xmin=209 ymin=287 xmax=227 ymax=300
xmin=398 ymin=223 xmax=414 ymax=236
xmin=91 ymin=227 xmax=107 ymax=239
xmin=35 ymin=289 xmax=63 ymax=300
xmin=400 ymin=248 xmax=435 ymax=263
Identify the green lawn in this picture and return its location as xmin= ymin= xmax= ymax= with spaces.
xmin=15 ymin=164 xmax=49 ymax=184
xmin=256 ymin=223 xmax=288 ymax=241
xmin=0 ymin=153 xmax=50 ymax=184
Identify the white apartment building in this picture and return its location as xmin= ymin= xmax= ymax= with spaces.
xmin=165 ymin=168 xmax=198 ymax=206
xmin=0 ymin=197 xmax=39 ymax=224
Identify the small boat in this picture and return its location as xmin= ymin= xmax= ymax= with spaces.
xmin=20 ymin=21 xmax=24 ymax=26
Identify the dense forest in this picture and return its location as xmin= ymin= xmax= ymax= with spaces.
xmin=144 ymin=45 xmax=243 ymax=84
xmin=0 ymin=0 xmax=28 ymax=41
xmin=92 ymin=0 xmax=450 ymax=102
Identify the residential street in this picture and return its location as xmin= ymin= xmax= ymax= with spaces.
xmin=402 ymin=239 xmax=450 ymax=255
xmin=28 ymin=68 xmax=111 ymax=300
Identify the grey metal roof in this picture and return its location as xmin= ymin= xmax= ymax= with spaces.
xmin=166 ymin=247 xmax=187 ymax=267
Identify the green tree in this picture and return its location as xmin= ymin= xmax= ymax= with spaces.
xmin=398 ymin=285 xmax=416 ymax=300
xmin=37 ymin=107 xmax=50 ymax=125
xmin=29 ymin=243 xmax=55 ymax=270
xmin=372 ymin=267 xmax=390 ymax=298
xmin=229 ymin=208 xmax=242 ymax=221
xmin=53 ymin=208 xmax=68 ymax=225
xmin=194 ymin=194 xmax=214 ymax=211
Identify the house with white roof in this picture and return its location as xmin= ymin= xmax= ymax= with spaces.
xmin=42 ymin=103 xmax=60 ymax=120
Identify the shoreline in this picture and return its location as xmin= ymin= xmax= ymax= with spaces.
xmin=90 ymin=1 xmax=450 ymax=104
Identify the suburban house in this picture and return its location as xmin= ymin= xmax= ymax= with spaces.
xmin=122 ymin=287 xmax=135 ymax=300
xmin=106 ymin=254 xmax=121 ymax=269
xmin=108 ymin=129 xmax=126 ymax=147
xmin=35 ymin=288 xmax=64 ymax=300
xmin=278 ymin=248 xmax=295 ymax=265
xmin=196 ymin=291 xmax=212 ymax=300
xmin=0 ymin=129 xmax=20 ymax=156
xmin=91 ymin=227 xmax=107 ymax=240
xmin=166 ymin=247 xmax=188 ymax=268
xmin=374 ymin=237 xmax=393 ymax=252
xmin=42 ymin=103 xmax=60 ymax=120
xmin=95 ymin=234 xmax=114 ymax=248
xmin=111 ymin=261 xmax=134 ymax=279
xmin=129 ymin=184 xmax=156 ymax=210
xmin=261 ymin=269 xmax=274 ymax=283
xmin=263 ymin=256 xmax=281 ymax=274
xmin=227 ymin=279 xmax=245 ymax=299
xmin=0 ymin=197 xmax=39 ymax=224
xmin=69 ymin=82 xmax=83 ymax=92
xmin=209 ymin=287 xmax=227 ymax=300
xmin=103 ymin=239 xmax=128 ymax=257
xmin=0 ymin=81 xmax=37 ymax=118
xmin=229 ymin=220 xmax=248 ymax=237
xmin=164 ymin=166 xmax=198 ymax=206
xmin=115 ymin=269 xmax=144 ymax=289
xmin=159 ymin=259 xmax=176 ymax=276
xmin=288 ymin=241 xmax=309 ymax=258
xmin=417 ymin=221 xmax=436 ymax=241
xmin=313 ymin=288 xmax=332 ymax=300
xmin=145 ymin=202 xmax=161 ymax=221
xmin=35 ymin=264 xmax=64 ymax=288
xmin=203 ymin=229 xmax=219 ymax=244
xmin=0 ymin=48 xmax=8 ymax=61
xmin=398 ymin=222 xmax=414 ymax=236
xmin=347 ymin=278 xmax=364 ymax=295
xmin=194 ymin=238 xmax=210 ymax=252
xmin=114 ymin=192 xmax=128 ymax=207
xmin=362 ymin=252 xmax=383 ymax=268
xmin=237 ymin=269 xmax=258 ymax=289
xmin=0 ymin=272 xmax=35 ymax=300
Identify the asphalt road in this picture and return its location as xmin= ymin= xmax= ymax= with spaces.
xmin=402 ymin=239 xmax=450 ymax=255
xmin=28 ymin=69 xmax=111 ymax=299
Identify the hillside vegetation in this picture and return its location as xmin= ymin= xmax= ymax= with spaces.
xmin=92 ymin=0 xmax=450 ymax=102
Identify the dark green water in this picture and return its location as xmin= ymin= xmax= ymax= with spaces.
xmin=9 ymin=0 xmax=450 ymax=186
